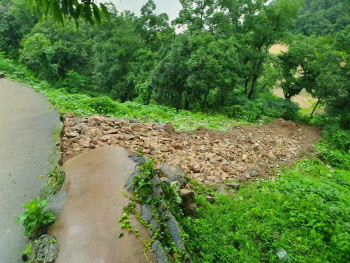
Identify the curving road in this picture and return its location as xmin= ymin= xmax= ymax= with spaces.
xmin=0 ymin=78 xmax=61 ymax=262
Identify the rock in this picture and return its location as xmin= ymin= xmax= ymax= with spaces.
xmin=180 ymin=189 xmax=197 ymax=216
xmin=0 ymin=72 xmax=4 ymax=78
xmin=152 ymin=175 xmax=163 ymax=198
xmin=65 ymin=130 xmax=79 ymax=138
xmin=80 ymin=138 xmax=91 ymax=148
xmin=250 ymin=170 xmax=258 ymax=176
xmin=104 ymin=129 xmax=119 ymax=135
xmin=34 ymin=234 xmax=60 ymax=263
xmin=151 ymin=240 xmax=174 ymax=263
xmin=226 ymin=182 xmax=240 ymax=190
xmin=123 ymin=134 xmax=135 ymax=140
xmin=47 ymin=192 xmax=67 ymax=217
xmin=141 ymin=204 xmax=153 ymax=223
xmin=129 ymin=119 xmax=140 ymax=123
xmin=129 ymin=156 xmax=146 ymax=165
xmin=125 ymin=171 xmax=140 ymax=192
xmin=216 ymin=186 xmax=228 ymax=195
xmin=160 ymin=164 xmax=187 ymax=187
xmin=206 ymin=196 xmax=215 ymax=203
xmin=164 ymin=123 xmax=175 ymax=134
xmin=154 ymin=125 xmax=164 ymax=130
xmin=166 ymin=211 xmax=186 ymax=250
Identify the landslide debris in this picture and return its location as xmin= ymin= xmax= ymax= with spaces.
xmin=61 ymin=114 xmax=320 ymax=184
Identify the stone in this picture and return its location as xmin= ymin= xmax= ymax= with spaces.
xmin=125 ymin=171 xmax=140 ymax=192
xmin=0 ymin=72 xmax=5 ymax=78
xmin=206 ymin=196 xmax=215 ymax=203
xmin=129 ymin=156 xmax=146 ymax=165
xmin=151 ymin=240 xmax=174 ymax=263
xmin=104 ymin=129 xmax=119 ymax=135
xmin=80 ymin=138 xmax=91 ymax=148
xmin=47 ymin=192 xmax=67 ymax=217
xmin=65 ymin=130 xmax=79 ymax=138
xmin=34 ymin=234 xmax=60 ymax=263
xmin=152 ymin=175 xmax=163 ymax=198
xmin=160 ymin=164 xmax=187 ymax=187
xmin=129 ymin=119 xmax=140 ymax=123
xmin=166 ymin=211 xmax=186 ymax=250
xmin=154 ymin=125 xmax=164 ymax=130
xmin=180 ymin=189 xmax=197 ymax=216
xmin=216 ymin=186 xmax=227 ymax=195
xmin=141 ymin=204 xmax=153 ymax=223
xmin=123 ymin=134 xmax=135 ymax=140
xmin=226 ymin=182 xmax=240 ymax=190
xmin=164 ymin=123 xmax=175 ymax=134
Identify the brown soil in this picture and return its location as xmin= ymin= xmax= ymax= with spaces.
xmin=49 ymin=146 xmax=156 ymax=263
xmin=60 ymin=114 xmax=320 ymax=184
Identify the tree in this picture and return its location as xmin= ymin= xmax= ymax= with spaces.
xmin=27 ymin=0 xmax=110 ymax=26
xmin=294 ymin=0 xmax=350 ymax=36
xmin=20 ymin=33 xmax=59 ymax=80
xmin=0 ymin=0 xmax=37 ymax=57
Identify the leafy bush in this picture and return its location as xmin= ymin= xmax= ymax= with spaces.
xmin=182 ymin=159 xmax=350 ymax=263
xmin=316 ymin=126 xmax=350 ymax=170
xmin=224 ymin=95 xmax=300 ymax=122
xmin=55 ymin=71 xmax=94 ymax=94
xmin=17 ymin=197 xmax=56 ymax=237
xmin=86 ymin=96 xmax=118 ymax=115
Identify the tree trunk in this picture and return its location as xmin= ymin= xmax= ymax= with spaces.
xmin=201 ymin=89 xmax=210 ymax=112
xmin=311 ymin=98 xmax=322 ymax=117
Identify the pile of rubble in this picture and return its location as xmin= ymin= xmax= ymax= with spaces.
xmin=60 ymin=114 xmax=320 ymax=184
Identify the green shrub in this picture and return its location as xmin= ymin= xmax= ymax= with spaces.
xmin=55 ymin=71 xmax=94 ymax=94
xmin=86 ymin=96 xmax=118 ymax=115
xmin=17 ymin=197 xmax=56 ymax=237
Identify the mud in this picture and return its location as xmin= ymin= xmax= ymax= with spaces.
xmin=49 ymin=146 xmax=155 ymax=263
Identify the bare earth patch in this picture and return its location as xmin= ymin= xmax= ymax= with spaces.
xmin=61 ymin=114 xmax=320 ymax=184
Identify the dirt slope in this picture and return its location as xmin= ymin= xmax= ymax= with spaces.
xmin=61 ymin=115 xmax=320 ymax=184
xmin=50 ymin=146 xmax=155 ymax=263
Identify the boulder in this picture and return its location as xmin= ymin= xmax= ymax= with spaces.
xmin=160 ymin=164 xmax=187 ymax=187
xmin=180 ymin=189 xmax=197 ymax=216
xmin=226 ymin=182 xmax=240 ymax=190
xmin=151 ymin=240 xmax=174 ymax=263
xmin=0 ymin=72 xmax=4 ymax=78
xmin=165 ymin=211 xmax=186 ymax=251
xmin=34 ymin=234 xmax=59 ymax=263
xmin=47 ymin=192 xmax=67 ymax=218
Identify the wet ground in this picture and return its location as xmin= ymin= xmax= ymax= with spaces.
xmin=0 ymin=78 xmax=60 ymax=262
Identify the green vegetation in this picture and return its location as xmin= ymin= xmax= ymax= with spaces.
xmin=45 ymin=167 xmax=65 ymax=196
xmin=17 ymin=197 xmax=56 ymax=237
xmin=294 ymin=0 xmax=350 ymax=36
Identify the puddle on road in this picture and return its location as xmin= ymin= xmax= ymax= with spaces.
xmin=50 ymin=146 xmax=155 ymax=263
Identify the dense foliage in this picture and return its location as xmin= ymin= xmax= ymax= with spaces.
xmin=294 ymin=0 xmax=350 ymax=36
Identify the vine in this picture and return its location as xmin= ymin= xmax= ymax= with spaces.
xmin=118 ymin=157 xmax=190 ymax=262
